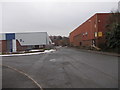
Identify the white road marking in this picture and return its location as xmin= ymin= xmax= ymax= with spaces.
xmin=1 ymin=64 xmax=43 ymax=90
xmin=49 ymin=59 xmax=56 ymax=62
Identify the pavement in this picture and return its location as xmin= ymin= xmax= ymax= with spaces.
xmin=71 ymin=47 xmax=120 ymax=57
xmin=0 ymin=49 xmax=56 ymax=57
xmin=2 ymin=47 xmax=119 ymax=88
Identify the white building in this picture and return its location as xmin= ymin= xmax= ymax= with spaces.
xmin=15 ymin=32 xmax=52 ymax=46
xmin=0 ymin=32 xmax=52 ymax=53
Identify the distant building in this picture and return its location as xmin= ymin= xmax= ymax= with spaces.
xmin=69 ymin=13 xmax=112 ymax=48
xmin=0 ymin=32 xmax=52 ymax=53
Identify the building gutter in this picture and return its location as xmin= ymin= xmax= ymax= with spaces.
xmin=96 ymin=14 xmax=98 ymax=38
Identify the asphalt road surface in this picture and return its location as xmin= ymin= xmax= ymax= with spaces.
xmin=2 ymin=47 xmax=119 ymax=88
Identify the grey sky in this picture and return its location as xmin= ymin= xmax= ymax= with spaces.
xmin=0 ymin=1 xmax=119 ymax=36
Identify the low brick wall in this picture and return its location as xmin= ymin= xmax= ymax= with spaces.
xmin=0 ymin=40 xmax=7 ymax=53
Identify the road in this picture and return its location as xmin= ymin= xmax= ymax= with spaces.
xmin=2 ymin=47 xmax=118 ymax=88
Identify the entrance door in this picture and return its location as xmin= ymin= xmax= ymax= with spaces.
xmin=79 ymin=42 xmax=82 ymax=46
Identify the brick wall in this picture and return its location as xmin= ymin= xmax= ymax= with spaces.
xmin=0 ymin=40 xmax=7 ymax=53
xmin=0 ymin=40 xmax=28 ymax=53
xmin=69 ymin=13 xmax=111 ymax=48
xmin=16 ymin=40 xmax=28 ymax=51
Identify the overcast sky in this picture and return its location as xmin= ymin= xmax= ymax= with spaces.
xmin=0 ymin=0 xmax=119 ymax=36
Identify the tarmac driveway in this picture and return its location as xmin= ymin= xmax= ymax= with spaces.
xmin=2 ymin=47 xmax=119 ymax=88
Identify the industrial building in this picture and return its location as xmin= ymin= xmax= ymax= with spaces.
xmin=69 ymin=13 xmax=111 ymax=49
xmin=0 ymin=32 xmax=52 ymax=53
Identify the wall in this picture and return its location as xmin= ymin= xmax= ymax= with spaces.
xmin=70 ymin=14 xmax=97 ymax=47
xmin=73 ymin=34 xmax=82 ymax=46
xmin=0 ymin=40 xmax=7 ymax=53
xmin=0 ymin=33 xmax=5 ymax=40
xmin=96 ymin=13 xmax=110 ymax=47
xmin=16 ymin=40 xmax=28 ymax=51
xmin=0 ymin=40 xmax=2 ymax=53
xmin=69 ymin=13 xmax=111 ymax=48
xmin=15 ymin=32 xmax=51 ymax=46
xmin=0 ymin=32 xmax=52 ymax=53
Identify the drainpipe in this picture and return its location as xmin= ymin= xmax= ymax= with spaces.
xmin=94 ymin=14 xmax=101 ymax=50
xmin=96 ymin=14 xmax=98 ymax=46
xmin=46 ymin=32 xmax=47 ymax=45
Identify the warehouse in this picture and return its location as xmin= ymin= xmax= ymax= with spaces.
xmin=0 ymin=32 xmax=52 ymax=53
xmin=69 ymin=13 xmax=111 ymax=49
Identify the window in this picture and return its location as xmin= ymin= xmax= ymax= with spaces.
xmin=20 ymin=39 xmax=22 ymax=42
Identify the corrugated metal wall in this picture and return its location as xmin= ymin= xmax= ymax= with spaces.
xmin=15 ymin=32 xmax=51 ymax=46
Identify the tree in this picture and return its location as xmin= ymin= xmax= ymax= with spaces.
xmin=105 ymin=11 xmax=120 ymax=49
xmin=49 ymin=36 xmax=69 ymax=46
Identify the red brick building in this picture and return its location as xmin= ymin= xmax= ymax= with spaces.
xmin=69 ymin=13 xmax=111 ymax=48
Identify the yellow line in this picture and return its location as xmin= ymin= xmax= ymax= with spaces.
xmin=1 ymin=64 xmax=43 ymax=90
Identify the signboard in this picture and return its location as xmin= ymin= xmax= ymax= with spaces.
xmin=98 ymin=32 xmax=102 ymax=37
xmin=94 ymin=32 xmax=97 ymax=37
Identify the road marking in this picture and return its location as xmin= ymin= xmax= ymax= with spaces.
xmin=49 ymin=59 xmax=56 ymax=62
xmin=1 ymin=64 xmax=43 ymax=90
